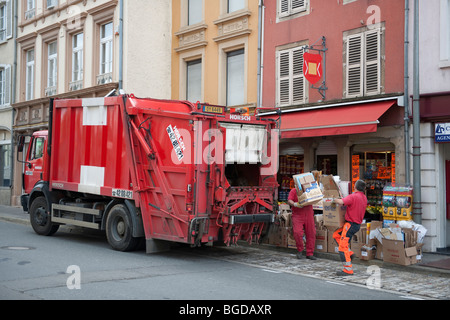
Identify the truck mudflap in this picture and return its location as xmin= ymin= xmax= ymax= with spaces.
xmin=218 ymin=186 xmax=275 ymax=246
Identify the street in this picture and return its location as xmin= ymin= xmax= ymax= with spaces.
xmin=1 ymin=219 xmax=445 ymax=304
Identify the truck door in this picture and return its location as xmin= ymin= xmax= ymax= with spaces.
xmin=24 ymin=136 xmax=46 ymax=194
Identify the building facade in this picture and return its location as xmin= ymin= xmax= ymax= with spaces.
xmin=10 ymin=0 xmax=172 ymax=206
xmin=171 ymin=0 xmax=260 ymax=109
xmin=407 ymin=0 xmax=450 ymax=251
xmin=0 ymin=0 xmax=15 ymax=205
xmin=261 ymin=2 xmax=414 ymax=240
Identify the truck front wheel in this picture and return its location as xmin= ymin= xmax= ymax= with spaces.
xmin=106 ymin=204 xmax=139 ymax=252
xmin=30 ymin=196 xmax=59 ymax=236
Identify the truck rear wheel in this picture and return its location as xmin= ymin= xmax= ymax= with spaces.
xmin=30 ymin=196 xmax=59 ymax=236
xmin=106 ymin=204 xmax=139 ymax=252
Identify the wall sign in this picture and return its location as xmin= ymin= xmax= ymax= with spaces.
xmin=435 ymin=123 xmax=450 ymax=142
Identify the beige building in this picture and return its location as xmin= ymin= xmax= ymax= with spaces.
xmin=11 ymin=0 xmax=172 ymax=206
xmin=171 ymin=0 xmax=261 ymax=108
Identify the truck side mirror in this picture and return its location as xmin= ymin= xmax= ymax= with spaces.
xmin=18 ymin=135 xmax=25 ymax=153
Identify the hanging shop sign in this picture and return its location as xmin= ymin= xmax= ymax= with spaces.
xmin=303 ymin=52 xmax=323 ymax=85
xmin=435 ymin=123 xmax=450 ymax=143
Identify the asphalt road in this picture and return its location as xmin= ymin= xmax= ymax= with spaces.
xmin=0 ymin=220 xmax=414 ymax=304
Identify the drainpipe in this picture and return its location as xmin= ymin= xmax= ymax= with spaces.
xmin=412 ymin=0 xmax=422 ymax=224
xmin=118 ymin=0 xmax=124 ymax=91
xmin=257 ymin=0 xmax=264 ymax=109
xmin=404 ymin=0 xmax=410 ymax=186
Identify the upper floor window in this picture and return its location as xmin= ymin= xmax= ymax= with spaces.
xmin=187 ymin=59 xmax=202 ymax=103
xmin=344 ymin=26 xmax=383 ymax=98
xmin=46 ymin=0 xmax=58 ymax=9
xmin=98 ymin=22 xmax=113 ymax=84
xmin=228 ymin=0 xmax=245 ymax=13
xmin=188 ymin=0 xmax=202 ymax=25
xmin=25 ymin=0 xmax=35 ymax=20
xmin=71 ymin=33 xmax=83 ymax=90
xmin=26 ymin=49 xmax=34 ymax=101
xmin=277 ymin=46 xmax=306 ymax=107
xmin=0 ymin=0 xmax=12 ymax=41
xmin=440 ymin=0 xmax=450 ymax=66
xmin=279 ymin=0 xmax=308 ymax=19
xmin=227 ymin=49 xmax=245 ymax=106
xmin=0 ymin=65 xmax=11 ymax=106
xmin=46 ymin=41 xmax=57 ymax=96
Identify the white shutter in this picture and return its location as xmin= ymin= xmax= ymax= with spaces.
xmin=292 ymin=0 xmax=306 ymax=13
xmin=346 ymin=34 xmax=363 ymax=97
xmin=279 ymin=0 xmax=289 ymax=17
xmin=278 ymin=51 xmax=290 ymax=106
xmin=365 ymin=29 xmax=381 ymax=95
xmin=6 ymin=0 xmax=12 ymax=39
xmin=292 ymin=47 xmax=305 ymax=104
xmin=4 ymin=65 xmax=10 ymax=105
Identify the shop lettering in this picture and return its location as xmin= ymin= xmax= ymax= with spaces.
xmin=229 ymin=114 xmax=251 ymax=121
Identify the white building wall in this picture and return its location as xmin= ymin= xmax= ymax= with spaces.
xmin=406 ymin=0 xmax=450 ymax=251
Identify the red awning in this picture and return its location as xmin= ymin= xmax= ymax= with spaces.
xmin=279 ymin=101 xmax=395 ymax=139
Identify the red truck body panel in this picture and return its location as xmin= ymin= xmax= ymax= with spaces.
xmin=40 ymin=95 xmax=279 ymax=247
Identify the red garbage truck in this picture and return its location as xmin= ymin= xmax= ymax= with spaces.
xmin=18 ymin=95 xmax=279 ymax=253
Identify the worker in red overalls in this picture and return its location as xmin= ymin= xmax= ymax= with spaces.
xmin=288 ymin=188 xmax=317 ymax=260
xmin=332 ymin=180 xmax=368 ymax=276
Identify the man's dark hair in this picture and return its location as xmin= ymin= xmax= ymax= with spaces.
xmin=355 ymin=180 xmax=366 ymax=192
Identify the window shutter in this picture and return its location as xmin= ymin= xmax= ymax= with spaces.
xmin=346 ymin=34 xmax=363 ymax=97
xmin=4 ymin=65 xmax=10 ymax=105
xmin=365 ymin=29 xmax=381 ymax=95
xmin=292 ymin=47 xmax=304 ymax=104
xmin=292 ymin=0 xmax=306 ymax=13
xmin=280 ymin=0 xmax=289 ymax=17
xmin=278 ymin=51 xmax=290 ymax=106
xmin=6 ymin=0 xmax=12 ymax=39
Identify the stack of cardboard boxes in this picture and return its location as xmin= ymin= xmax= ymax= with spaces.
xmin=265 ymin=172 xmax=424 ymax=266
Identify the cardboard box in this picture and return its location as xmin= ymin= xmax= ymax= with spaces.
xmin=315 ymin=228 xmax=328 ymax=252
xmin=293 ymin=172 xmax=324 ymax=206
xmin=382 ymin=239 xmax=418 ymax=266
xmin=320 ymin=175 xmax=343 ymax=198
xmin=322 ymin=199 xmax=346 ymax=227
xmin=360 ymin=243 xmax=377 ymax=261
xmin=327 ymin=227 xmax=340 ymax=254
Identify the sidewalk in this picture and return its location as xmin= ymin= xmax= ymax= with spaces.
xmin=1 ymin=204 xmax=449 ymax=278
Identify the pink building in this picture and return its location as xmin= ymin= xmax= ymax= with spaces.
xmin=262 ymin=0 xmax=406 ymax=218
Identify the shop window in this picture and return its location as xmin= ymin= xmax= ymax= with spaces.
xmin=351 ymin=149 xmax=395 ymax=208
xmin=0 ymin=143 xmax=11 ymax=187
xmin=278 ymin=155 xmax=304 ymax=201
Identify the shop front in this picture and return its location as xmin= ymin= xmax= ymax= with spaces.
xmin=271 ymin=98 xmax=407 ymax=221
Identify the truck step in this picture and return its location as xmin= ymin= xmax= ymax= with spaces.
xmin=51 ymin=204 xmax=101 ymax=229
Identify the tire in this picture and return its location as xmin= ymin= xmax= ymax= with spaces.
xmin=106 ymin=204 xmax=140 ymax=252
xmin=29 ymin=196 xmax=59 ymax=236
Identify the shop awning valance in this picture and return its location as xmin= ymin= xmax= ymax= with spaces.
xmin=279 ymin=101 xmax=396 ymax=139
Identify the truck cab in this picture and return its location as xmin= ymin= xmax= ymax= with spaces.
xmin=21 ymin=131 xmax=49 ymax=195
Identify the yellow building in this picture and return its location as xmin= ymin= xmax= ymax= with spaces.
xmin=172 ymin=0 xmax=260 ymax=109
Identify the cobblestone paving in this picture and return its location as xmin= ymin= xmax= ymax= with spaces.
xmin=197 ymin=245 xmax=450 ymax=300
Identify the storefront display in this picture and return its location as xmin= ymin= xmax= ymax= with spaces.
xmin=278 ymin=155 xmax=304 ymax=201
xmin=352 ymin=149 xmax=396 ymax=220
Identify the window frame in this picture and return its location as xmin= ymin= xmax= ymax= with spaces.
xmin=0 ymin=65 xmax=11 ymax=107
xmin=226 ymin=48 xmax=245 ymax=106
xmin=25 ymin=48 xmax=35 ymax=101
xmin=46 ymin=40 xmax=58 ymax=96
